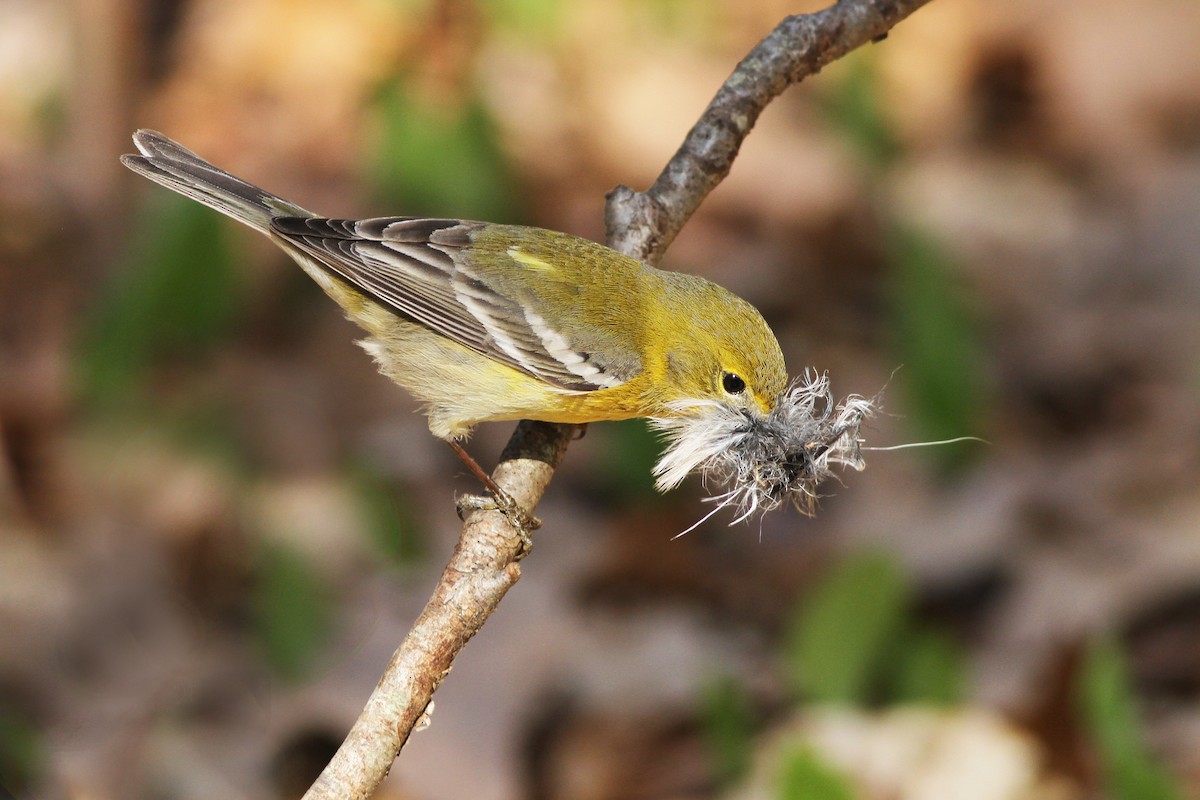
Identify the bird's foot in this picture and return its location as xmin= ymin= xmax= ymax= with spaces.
xmin=456 ymin=489 xmax=541 ymax=558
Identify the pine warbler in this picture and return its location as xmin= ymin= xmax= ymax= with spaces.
xmin=121 ymin=130 xmax=871 ymax=526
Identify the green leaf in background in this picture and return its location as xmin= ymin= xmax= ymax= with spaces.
xmin=783 ymin=550 xmax=908 ymax=705
xmin=485 ymin=0 xmax=564 ymax=40
xmin=776 ymin=747 xmax=856 ymax=800
xmin=593 ymin=419 xmax=665 ymax=504
xmin=79 ymin=192 xmax=240 ymax=404
xmin=887 ymin=223 xmax=985 ymax=470
xmin=0 ymin=705 xmax=41 ymax=799
xmin=370 ymin=82 xmax=520 ymax=222
xmin=254 ymin=542 xmax=331 ymax=682
xmin=641 ymin=0 xmax=718 ymax=39
xmin=1079 ymin=637 xmax=1186 ymax=800
xmin=700 ymin=673 xmax=755 ymax=786
xmin=347 ymin=461 xmax=425 ymax=567
xmin=819 ymin=51 xmax=902 ymax=174
xmin=889 ymin=626 xmax=967 ymax=706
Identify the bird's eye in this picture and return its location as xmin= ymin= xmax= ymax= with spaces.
xmin=722 ymin=372 xmax=746 ymax=394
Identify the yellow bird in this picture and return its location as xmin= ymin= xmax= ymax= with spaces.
xmin=121 ymin=130 xmax=871 ymax=530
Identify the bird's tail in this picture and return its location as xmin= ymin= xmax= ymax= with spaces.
xmin=120 ymin=129 xmax=314 ymax=231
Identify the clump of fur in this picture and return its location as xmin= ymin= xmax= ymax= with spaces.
xmin=652 ymin=371 xmax=874 ymax=522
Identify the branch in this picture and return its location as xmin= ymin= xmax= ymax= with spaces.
xmin=606 ymin=0 xmax=933 ymax=264
xmin=302 ymin=423 xmax=571 ymax=800
xmin=303 ymin=2 xmax=932 ymax=797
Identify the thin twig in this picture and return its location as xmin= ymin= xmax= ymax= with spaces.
xmin=606 ymin=0 xmax=934 ymax=265
xmin=302 ymin=2 xmax=932 ymax=797
xmin=302 ymin=423 xmax=571 ymax=800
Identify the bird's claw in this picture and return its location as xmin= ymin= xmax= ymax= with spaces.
xmin=456 ymin=490 xmax=540 ymax=557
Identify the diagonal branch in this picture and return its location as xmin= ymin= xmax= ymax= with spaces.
xmin=606 ymin=0 xmax=933 ymax=264
xmin=303 ymin=2 xmax=933 ymax=797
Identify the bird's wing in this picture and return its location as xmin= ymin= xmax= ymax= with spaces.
xmin=270 ymin=215 xmax=634 ymax=391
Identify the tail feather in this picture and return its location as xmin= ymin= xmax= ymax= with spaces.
xmin=120 ymin=129 xmax=314 ymax=232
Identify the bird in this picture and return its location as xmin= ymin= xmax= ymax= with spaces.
xmin=120 ymin=129 xmax=871 ymax=536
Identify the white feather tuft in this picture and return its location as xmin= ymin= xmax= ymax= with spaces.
xmin=650 ymin=370 xmax=875 ymax=519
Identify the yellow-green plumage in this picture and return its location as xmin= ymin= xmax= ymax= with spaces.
xmin=120 ymin=129 xmax=872 ymax=522
xmin=317 ymin=223 xmax=787 ymax=438
xmin=119 ymin=128 xmax=786 ymax=441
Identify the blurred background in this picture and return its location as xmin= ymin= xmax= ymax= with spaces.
xmin=2 ymin=0 xmax=1200 ymax=798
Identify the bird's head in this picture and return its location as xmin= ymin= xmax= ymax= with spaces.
xmin=646 ymin=273 xmax=873 ymax=523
